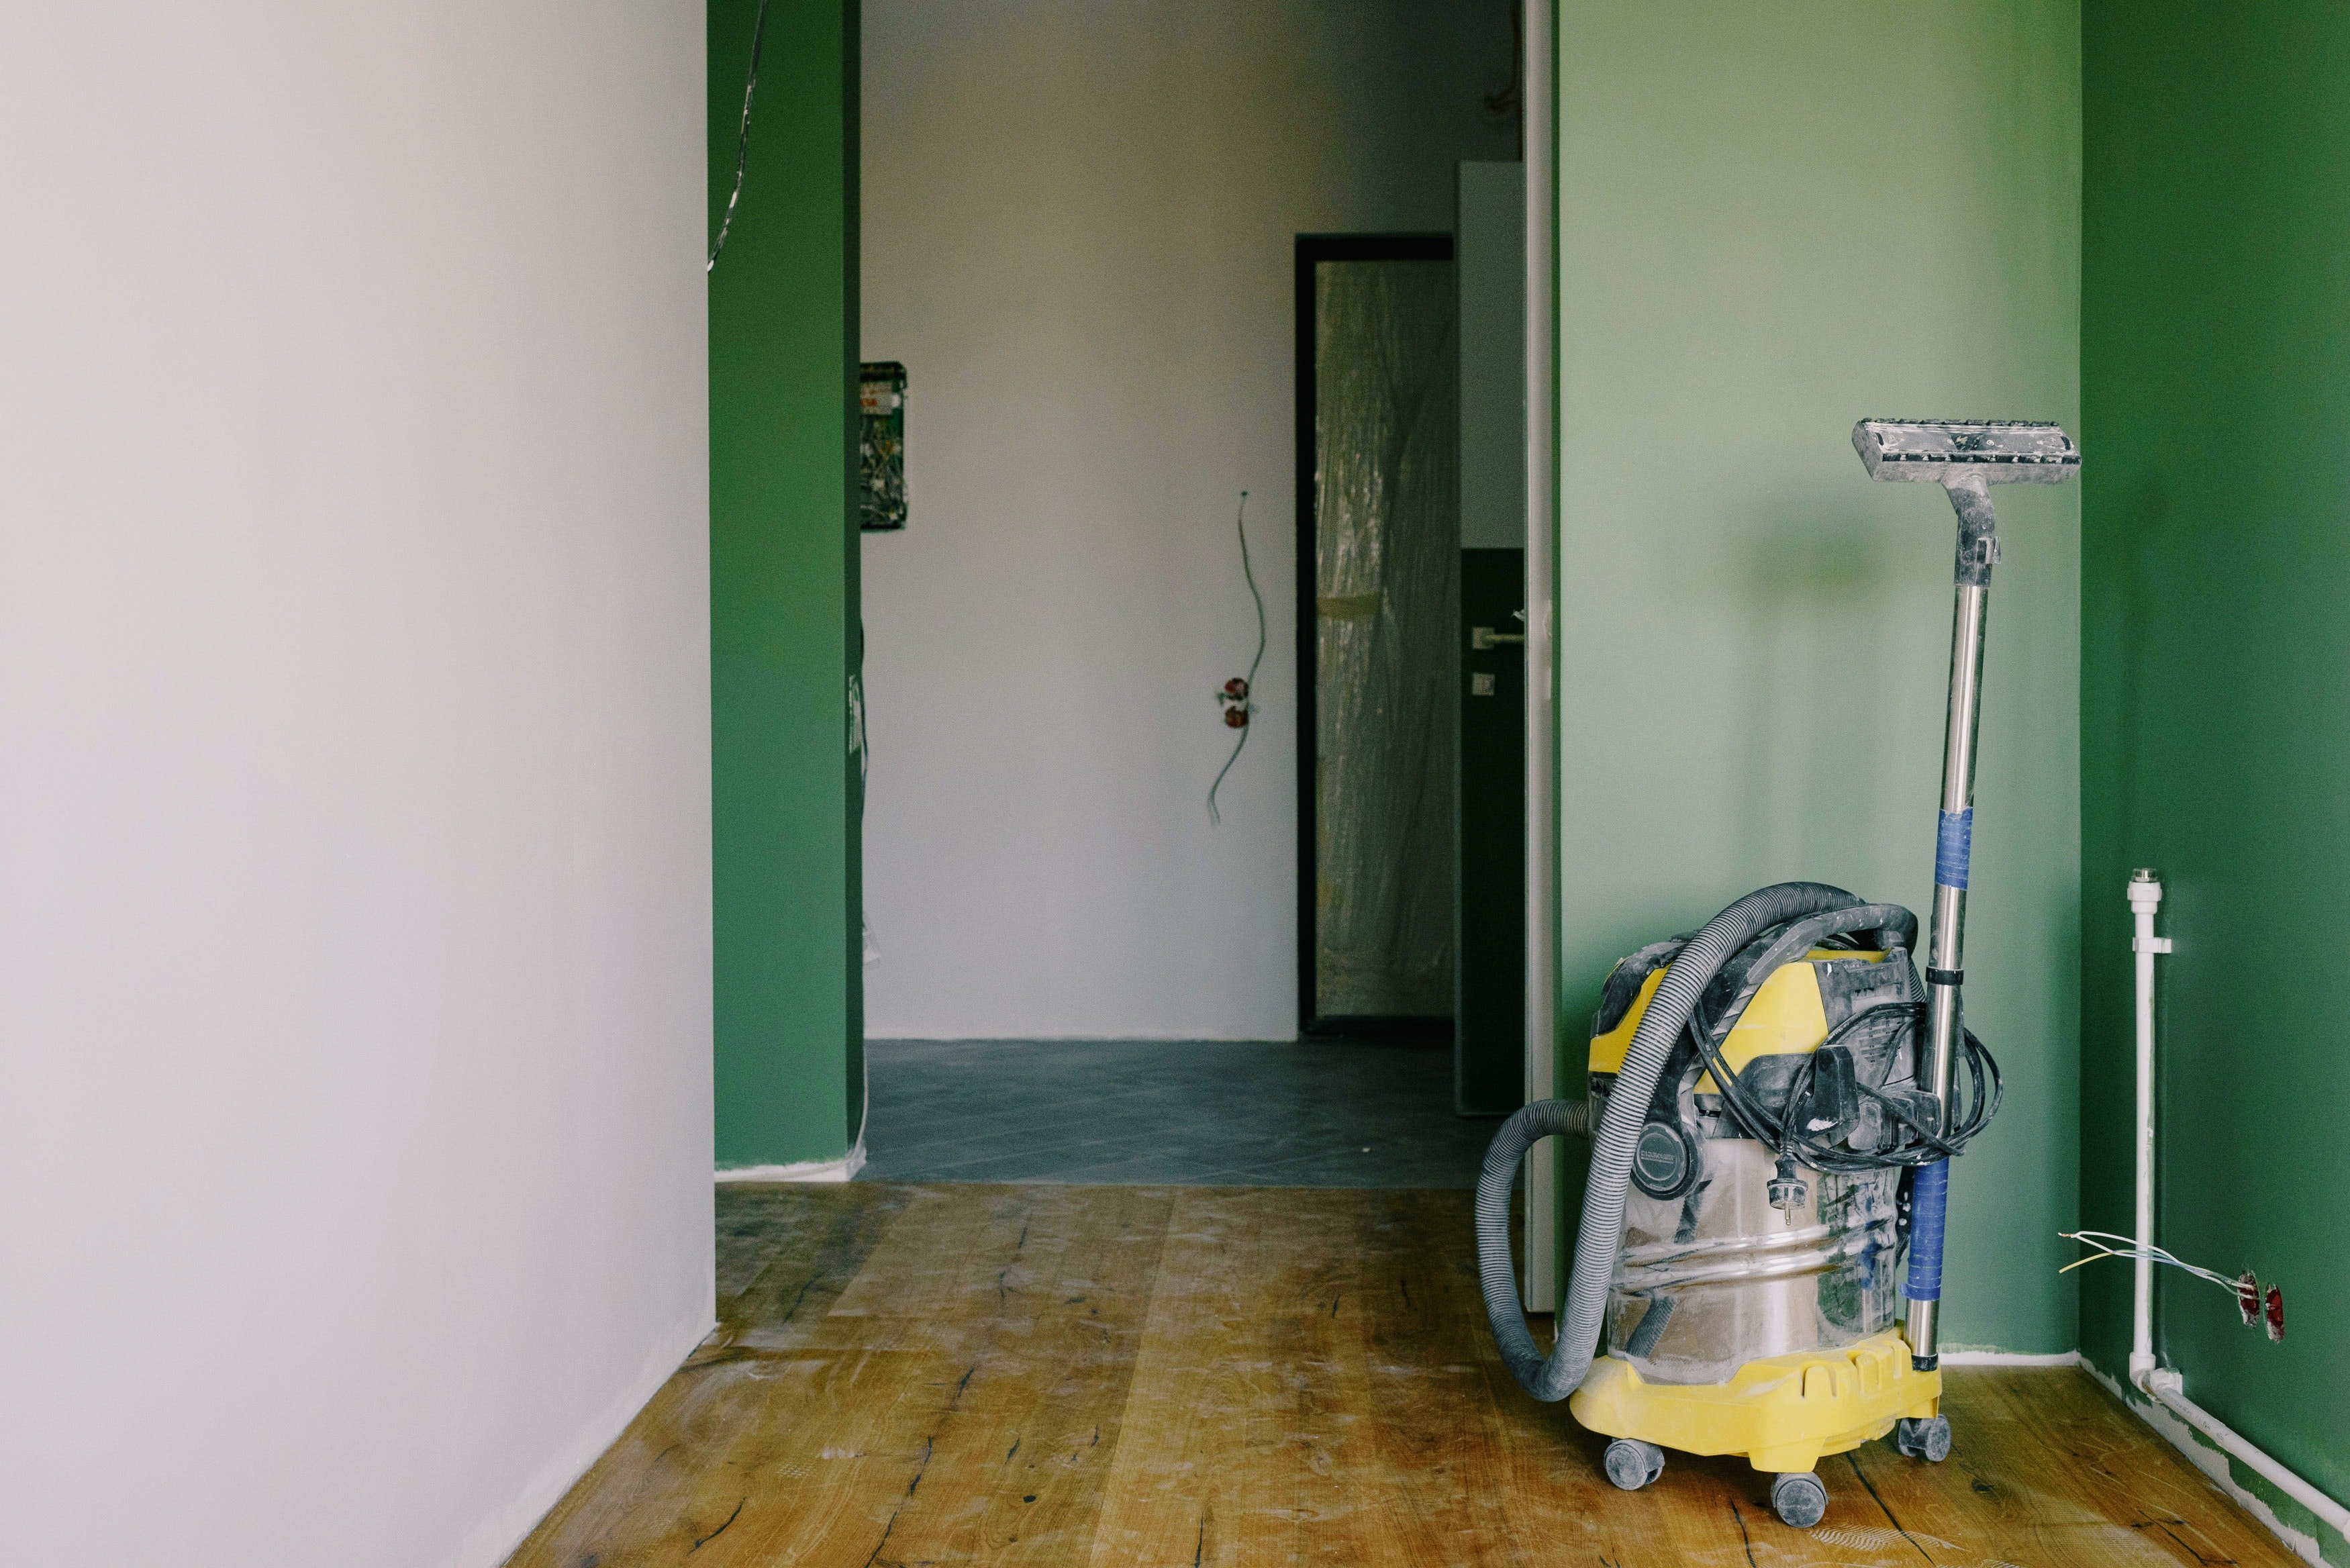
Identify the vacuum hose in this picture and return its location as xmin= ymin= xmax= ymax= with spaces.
xmin=1474 ymin=881 xmax=1862 ymax=1402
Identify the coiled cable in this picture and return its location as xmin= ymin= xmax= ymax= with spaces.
xmin=1683 ymin=992 xmax=2002 ymax=1174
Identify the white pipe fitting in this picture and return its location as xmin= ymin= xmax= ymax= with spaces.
xmin=2127 ymin=869 xmax=2167 ymax=1385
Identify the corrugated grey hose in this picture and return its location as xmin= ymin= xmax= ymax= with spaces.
xmin=1474 ymin=881 xmax=1861 ymax=1402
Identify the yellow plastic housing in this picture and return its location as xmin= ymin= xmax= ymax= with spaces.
xmin=1569 ymin=1332 xmax=1941 ymax=1474
xmin=1587 ymin=949 xmax=1885 ymax=1091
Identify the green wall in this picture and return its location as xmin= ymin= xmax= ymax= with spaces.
xmin=2083 ymin=3 xmax=2350 ymax=1538
xmin=1553 ymin=1 xmax=2082 ymax=1353
xmin=709 ymin=0 xmax=863 ymax=1169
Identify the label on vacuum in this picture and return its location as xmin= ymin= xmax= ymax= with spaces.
xmin=1935 ymin=808 xmax=1972 ymax=890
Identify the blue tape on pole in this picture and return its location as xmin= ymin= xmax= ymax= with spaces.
xmin=1905 ymin=1159 xmax=1949 ymax=1302
xmin=1935 ymin=808 xmax=1972 ymax=890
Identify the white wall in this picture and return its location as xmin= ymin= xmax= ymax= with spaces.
xmin=861 ymin=0 xmax=1518 ymax=1039
xmin=0 ymin=8 xmax=710 ymax=1565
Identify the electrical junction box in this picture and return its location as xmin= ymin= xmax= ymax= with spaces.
xmin=860 ymin=361 xmax=907 ymax=532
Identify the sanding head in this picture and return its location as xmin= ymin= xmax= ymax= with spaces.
xmin=1852 ymin=420 xmax=2079 ymax=487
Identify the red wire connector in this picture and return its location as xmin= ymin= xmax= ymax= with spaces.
xmin=1219 ymin=677 xmax=1251 ymax=728
xmin=2233 ymin=1271 xmax=2284 ymax=1341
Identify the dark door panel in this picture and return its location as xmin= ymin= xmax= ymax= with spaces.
xmin=1455 ymin=548 xmax=1526 ymax=1114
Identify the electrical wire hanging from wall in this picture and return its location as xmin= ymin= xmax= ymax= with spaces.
xmin=707 ymin=0 xmax=771 ymax=274
xmin=2059 ymin=1230 xmax=2284 ymax=1340
xmin=2060 ymin=1230 xmax=2240 ymax=1293
xmin=1208 ymin=492 xmax=1265 ymax=826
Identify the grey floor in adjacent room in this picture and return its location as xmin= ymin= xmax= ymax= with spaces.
xmin=856 ymin=1038 xmax=1500 ymax=1187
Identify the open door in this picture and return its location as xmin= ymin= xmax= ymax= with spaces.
xmin=1455 ymin=162 xmax=1527 ymax=1116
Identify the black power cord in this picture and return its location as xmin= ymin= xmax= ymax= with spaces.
xmin=1683 ymin=974 xmax=2002 ymax=1179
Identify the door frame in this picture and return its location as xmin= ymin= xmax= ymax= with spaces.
xmin=1293 ymin=232 xmax=1457 ymax=1039
xmin=1520 ymin=0 xmax=1560 ymax=1310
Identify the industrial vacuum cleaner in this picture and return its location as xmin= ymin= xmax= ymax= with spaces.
xmin=1475 ymin=420 xmax=2079 ymax=1528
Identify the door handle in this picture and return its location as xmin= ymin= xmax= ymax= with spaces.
xmin=1471 ymin=626 xmax=1526 ymax=650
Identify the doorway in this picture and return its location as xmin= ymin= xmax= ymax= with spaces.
xmin=849 ymin=3 xmax=1532 ymax=1191
xmin=1293 ymin=234 xmax=1460 ymax=1038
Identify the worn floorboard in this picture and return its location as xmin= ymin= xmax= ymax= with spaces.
xmin=506 ymin=1184 xmax=2300 ymax=1567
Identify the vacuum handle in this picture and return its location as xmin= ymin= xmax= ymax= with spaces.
xmin=1906 ymin=484 xmax=1996 ymax=1368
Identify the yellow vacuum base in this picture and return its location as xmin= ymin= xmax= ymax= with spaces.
xmin=1568 ymin=1331 xmax=1941 ymax=1474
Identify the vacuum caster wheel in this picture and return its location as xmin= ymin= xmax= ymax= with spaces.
xmin=1603 ymin=1438 xmax=1666 ymax=1491
xmin=1895 ymin=1415 xmax=1953 ymax=1463
xmin=1769 ymin=1471 xmax=1828 ymax=1529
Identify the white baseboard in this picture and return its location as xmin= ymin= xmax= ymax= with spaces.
xmin=458 ymin=1302 xmax=711 ymax=1568
xmin=1939 ymin=1349 xmax=2084 ymax=1367
xmin=2084 ymin=1357 xmax=2344 ymax=1568
xmin=716 ymin=1143 xmax=867 ymax=1184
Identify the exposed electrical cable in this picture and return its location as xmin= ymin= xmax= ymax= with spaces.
xmin=2058 ymin=1230 xmax=2243 ymax=1294
xmin=2062 ymin=1228 xmax=2284 ymax=1340
xmin=852 ymin=628 xmax=873 ymax=1159
xmin=1484 ymin=0 xmax=1524 ymax=117
xmin=707 ymin=0 xmax=771 ymax=275
xmin=1207 ymin=491 xmax=1266 ymax=826
xmin=854 ymin=616 xmax=869 ymax=797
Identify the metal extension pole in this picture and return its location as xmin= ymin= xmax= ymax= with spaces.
xmin=1905 ymin=473 xmax=1997 ymax=1369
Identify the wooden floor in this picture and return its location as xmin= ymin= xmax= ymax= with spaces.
xmin=508 ymin=1184 xmax=2296 ymax=1567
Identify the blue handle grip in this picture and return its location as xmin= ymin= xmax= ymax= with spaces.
xmin=1905 ymin=1159 xmax=1949 ymax=1302
xmin=1935 ymin=809 xmax=1972 ymax=890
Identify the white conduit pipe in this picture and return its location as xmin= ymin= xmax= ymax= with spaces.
xmin=2128 ymin=871 xmax=2167 ymax=1386
xmin=2126 ymin=872 xmax=2350 ymax=1544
